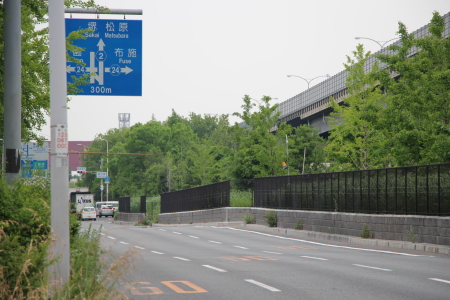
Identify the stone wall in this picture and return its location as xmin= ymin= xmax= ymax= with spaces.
xmin=158 ymin=208 xmax=450 ymax=246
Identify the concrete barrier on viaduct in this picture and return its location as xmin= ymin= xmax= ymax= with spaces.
xmin=158 ymin=208 xmax=450 ymax=246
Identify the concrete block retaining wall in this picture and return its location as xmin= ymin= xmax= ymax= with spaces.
xmin=158 ymin=208 xmax=450 ymax=246
xmin=117 ymin=212 xmax=146 ymax=223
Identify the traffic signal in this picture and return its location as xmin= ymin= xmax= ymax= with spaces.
xmin=77 ymin=170 xmax=87 ymax=174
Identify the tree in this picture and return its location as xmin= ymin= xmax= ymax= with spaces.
xmin=289 ymin=125 xmax=327 ymax=174
xmin=326 ymin=44 xmax=388 ymax=171
xmin=0 ymin=0 xmax=105 ymax=143
xmin=375 ymin=12 xmax=450 ymax=165
xmin=231 ymin=95 xmax=292 ymax=180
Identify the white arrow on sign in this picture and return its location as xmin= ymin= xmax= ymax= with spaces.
xmin=66 ymin=65 xmax=75 ymax=73
xmin=105 ymin=65 xmax=133 ymax=75
xmin=97 ymin=39 xmax=105 ymax=51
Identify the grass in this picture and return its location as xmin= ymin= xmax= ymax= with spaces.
xmin=230 ymin=190 xmax=253 ymax=207
xmin=0 ymin=224 xmax=136 ymax=299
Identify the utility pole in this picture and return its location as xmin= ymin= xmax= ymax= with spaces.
xmin=48 ymin=0 xmax=70 ymax=288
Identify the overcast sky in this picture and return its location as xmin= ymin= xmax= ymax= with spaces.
xmin=38 ymin=0 xmax=450 ymax=141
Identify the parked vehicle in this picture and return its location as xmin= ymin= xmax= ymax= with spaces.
xmin=81 ymin=207 xmax=97 ymax=221
xmin=98 ymin=205 xmax=114 ymax=218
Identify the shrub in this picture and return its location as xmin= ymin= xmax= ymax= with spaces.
xmin=0 ymin=176 xmax=51 ymax=299
xmin=242 ymin=212 xmax=256 ymax=224
xmin=137 ymin=217 xmax=152 ymax=226
xmin=263 ymin=211 xmax=277 ymax=227
xmin=294 ymin=219 xmax=303 ymax=230
xmin=406 ymin=226 xmax=417 ymax=243
xmin=360 ymin=224 xmax=371 ymax=239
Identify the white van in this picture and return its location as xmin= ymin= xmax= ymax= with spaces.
xmin=81 ymin=207 xmax=97 ymax=221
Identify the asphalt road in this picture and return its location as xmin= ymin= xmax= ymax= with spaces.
xmin=81 ymin=218 xmax=450 ymax=299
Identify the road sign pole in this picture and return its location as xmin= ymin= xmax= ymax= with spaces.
xmin=3 ymin=0 xmax=22 ymax=183
xmin=48 ymin=0 xmax=70 ymax=288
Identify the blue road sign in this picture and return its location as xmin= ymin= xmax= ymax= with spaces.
xmin=66 ymin=18 xmax=142 ymax=96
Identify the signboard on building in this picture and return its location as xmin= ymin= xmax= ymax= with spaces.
xmin=65 ymin=18 xmax=142 ymax=96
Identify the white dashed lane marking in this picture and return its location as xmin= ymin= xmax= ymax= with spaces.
xmin=245 ymin=279 xmax=281 ymax=292
xmin=263 ymin=251 xmax=283 ymax=255
xmin=353 ymin=264 xmax=392 ymax=271
xmin=429 ymin=278 xmax=450 ymax=285
xmin=202 ymin=265 xmax=227 ymax=272
xmin=234 ymin=246 xmax=249 ymax=249
xmin=301 ymin=256 xmax=328 ymax=261
xmin=173 ymin=257 xmax=191 ymax=261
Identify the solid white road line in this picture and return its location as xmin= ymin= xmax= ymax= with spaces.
xmin=202 ymin=265 xmax=227 ymax=272
xmin=227 ymin=227 xmax=425 ymax=257
xmin=245 ymin=279 xmax=281 ymax=292
xmin=151 ymin=251 xmax=164 ymax=255
xmin=173 ymin=257 xmax=191 ymax=261
xmin=429 ymin=278 xmax=450 ymax=285
xmin=301 ymin=256 xmax=328 ymax=261
xmin=353 ymin=264 xmax=392 ymax=271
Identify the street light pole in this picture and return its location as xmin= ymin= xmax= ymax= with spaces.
xmin=355 ymin=36 xmax=400 ymax=49
xmin=287 ymin=74 xmax=330 ymax=89
xmin=98 ymin=138 xmax=109 ymax=201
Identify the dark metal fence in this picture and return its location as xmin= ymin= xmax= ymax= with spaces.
xmin=119 ymin=196 xmax=131 ymax=213
xmin=254 ymin=163 xmax=450 ymax=216
xmin=140 ymin=195 xmax=147 ymax=214
xmin=160 ymin=181 xmax=230 ymax=213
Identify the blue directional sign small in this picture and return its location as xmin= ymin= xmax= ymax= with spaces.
xmin=66 ymin=18 xmax=142 ymax=96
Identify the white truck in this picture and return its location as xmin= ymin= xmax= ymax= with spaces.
xmin=75 ymin=194 xmax=95 ymax=218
